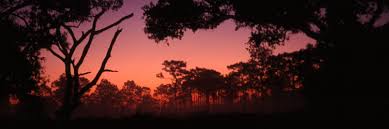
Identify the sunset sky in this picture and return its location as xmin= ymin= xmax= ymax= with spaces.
xmin=41 ymin=0 xmax=314 ymax=90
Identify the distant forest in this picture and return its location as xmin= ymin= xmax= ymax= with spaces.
xmin=20 ymin=45 xmax=313 ymax=118
xmin=1 ymin=0 xmax=388 ymax=127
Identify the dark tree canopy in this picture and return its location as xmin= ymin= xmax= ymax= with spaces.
xmin=143 ymin=0 xmax=389 ymax=122
xmin=183 ymin=67 xmax=224 ymax=93
xmin=0 ymin=0 xmax=59 ymax=117
xmin=182 ymin=67 xmax=224 ymax=111
xmin=143 ymin=0 xmax=389 ymax=45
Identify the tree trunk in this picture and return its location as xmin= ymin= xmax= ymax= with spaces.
xmin=58 ymin=61 xmax=73 ymax=121
xmin=56 ymin=67 xmax=79 ymax=121
xmin=205 ymin=92 xmax=210 ymax=113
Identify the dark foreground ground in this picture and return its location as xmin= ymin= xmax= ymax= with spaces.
xmin=1 ymin=111 xmax=385 ymax=129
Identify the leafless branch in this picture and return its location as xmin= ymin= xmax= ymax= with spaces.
xmin=74 ymin=10 xmax=107 ymax=68
xmin=95 ymin=13 xmax=134 ymax=34
xmin=104 ymin=69 xmax=119 ymax=72
xmin=76 ymin=11 xmax=133 ymax=68
xmin=62 ymin=24 xmax=78 ymax=44
xmin=63 ymin=22 xmax=82 ymax=28
xmin=55 ymin=42 xmax=68 ymax=56
xmin=47 ymin=47 xmax=65 ymax=61
xmin=79 ymin=72 xmax=91 ymax=76
xmin=79 ymin=28 xmax=123 ymax=96
xmin=55 ymin=27 xmax=69 ymax=55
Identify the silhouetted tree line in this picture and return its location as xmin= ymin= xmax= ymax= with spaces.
xmin=49 ymin=75 xmax=158 ymax=118
xmin=2 ymin=74 xmax=158 ymax=119
xmin=37 ymin=53 xmax=309 ymax=118
xmin=143 ymin=0 xmax=389 ymax=123
xmin=2 ymin=0 xmax=389 ymax=125
xmin=153 ymin=48 xmax=310 ymax=114
xmin=1 ymin=49 xmax=310 ymax=119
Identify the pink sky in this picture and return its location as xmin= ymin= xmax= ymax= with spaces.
xmin=41 ymin=0 xmax=314 ymax=90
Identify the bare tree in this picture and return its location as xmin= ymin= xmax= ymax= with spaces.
xmin=47 ymin=8 xmax=133 ymax=120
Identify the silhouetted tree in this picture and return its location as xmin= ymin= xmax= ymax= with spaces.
xmin=107 ymin=80 xmax=158 ymax=116
xmin=35 ymin=0 xmax=134 ymax=120
xmin=119 ymin=80 xmax=141 ymax=112
xmin=183 ymin=67 xmax=225 ymax=112
xmin=226 ymin=61 xmax=263 ymax=112
xmin=0 ymin=0 xmax=133 ymax=120
xmin=154 ymin=84 xmax=174 ymax=113
xmin=157 ymin=60 xmax=189 ymax=112
xmin=136 ymin=87 xmax=158 ymax=115
xmin=0 ymin=0 xmax=52 ymax=117
xmin=223 ymin=73 xmax=240 ymax=106
xmin=143 ymin=0 xmax=389 ymax=122
xmin=0 ymin=0 xmax=97 ymax=119
xmin=87 ymin=79 xmax=122 ymax=117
